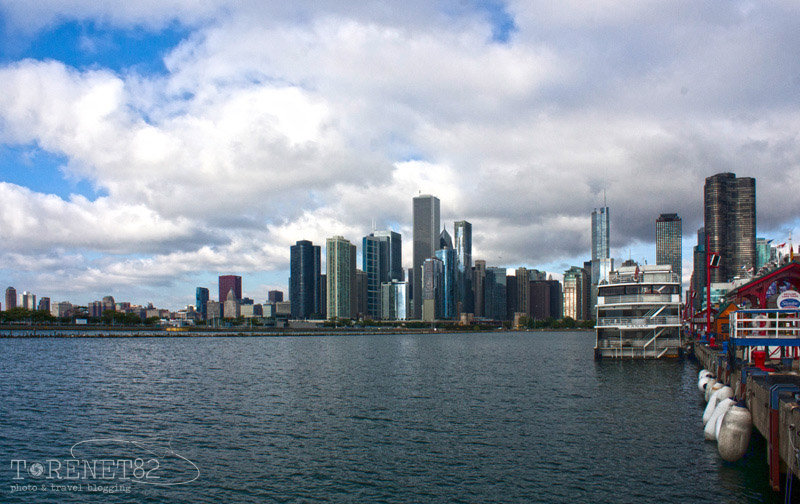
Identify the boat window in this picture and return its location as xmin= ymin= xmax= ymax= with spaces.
xmin=602 ymin=286 xmax=625 ymax=296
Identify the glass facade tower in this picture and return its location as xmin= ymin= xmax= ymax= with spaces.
xmin=290 ymin=240 xmax=322 ymax=319
xmin=363 ymin=231 xmax=402 ymax=319
xmin=454 ymin=220 xmax=472 ymax=314
xmin=435 ymin=248 xmax=457 ymax=319
xmin=656 ymin=213 xmax=682 ymax=284
xmin=591 ymin=206 xmax=611 ymax=312
xmin=196 ymin=287 xmax=209 ymax=320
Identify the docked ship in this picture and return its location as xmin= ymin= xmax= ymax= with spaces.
xmin=594 ymin=264 xmax=683 ymax=359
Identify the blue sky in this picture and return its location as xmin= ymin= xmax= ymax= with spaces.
xmin=0 ymin=1 xmax=798 ymax=309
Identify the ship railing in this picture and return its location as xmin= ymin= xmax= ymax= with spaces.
xmin=596 ymin=315 xmax=681 ymax=327
xmin=598 ymin=338 xmax=682 ymax=347
xmin=597 ymin=294 xmax=680 ymax=305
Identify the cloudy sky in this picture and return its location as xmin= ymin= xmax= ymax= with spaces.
xmin=0 ymin=0 xmax=798 ymax=309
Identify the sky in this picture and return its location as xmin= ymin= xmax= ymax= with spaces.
xmin=0 ymin=0 xmax=799 ymax=310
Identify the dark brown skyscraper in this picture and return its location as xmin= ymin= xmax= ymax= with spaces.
xmin=5 ymin=286 xmax=16 ymax=310
xmin=704 ymin=173 xmax=756 ymax=282
xmin=219 ymin=275 xmax=242 ymax=303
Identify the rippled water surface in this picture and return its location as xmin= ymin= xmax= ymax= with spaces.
xmin=0 ymin=332 xmax=785 ymax=503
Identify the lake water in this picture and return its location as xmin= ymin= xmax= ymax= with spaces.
xmin=0 ymin=331 xmax=787 ymax=503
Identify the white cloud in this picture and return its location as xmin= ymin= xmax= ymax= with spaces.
xmin=0 ymin=2 xmax=799 ymax=306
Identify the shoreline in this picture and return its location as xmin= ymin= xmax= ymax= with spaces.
xmin=0 ymin=326 xmax=594 ymax=338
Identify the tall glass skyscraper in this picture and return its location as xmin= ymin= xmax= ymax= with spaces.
xmin=454 ymin=220 xmax=472 ymax=314
xmin=591 ymin=206 xmax=611 ymax=312
xmin=656 ymin=213 xmax=682 ymax=283
xmin=290 ymin=240 xmax=322 ymax=319
xmin=484 ymin=267 xmax=507 ymax=321
xmin=422 ymin=257 xmax=444 ymax=321
xmin=412 ymin=195 xmax=440 ymax=319
xmin=381 ymin=280 xmax=408 ymax=320
xmin=196 ymin=287 xmax=209 ymax=320
xmin=472 ymin=260 xmax=486 ymax=317
xmin=363 ymin=231 xmax=402 ymax=319
xmin=563 ymin=266 xmax=589 ymax=321
xmin=692 ymin=227 xmax=706 ymax=311
xmin=704 ymin=173 xmax=756 ymax=282
xmin=756 ymin=238 xmax=772 ymax=270
xmin=435 ymin=247 xmax=457 ymax=319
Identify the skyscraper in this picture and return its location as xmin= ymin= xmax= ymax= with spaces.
xmin=219 ymin=275 xmax=242 ymax=304
xmin=381 ymin=280 xmax=408 ymax=320
xmin=439 ymin=227 xmax=453 ymax=249
xmin=268 ymin=290 xmax=284 ymax=303
xmin=102 ymin=296 xmax=116 ymax=313
xmin=529 ymin=281 xmax=551 ymax=320
xmin=756 ymin=238 xmax=772 ymax=270
xmin=591 ymin=206 xmax=611 ymax=310
xmin=484 ymin=267 xmax=507 ymax=321
xmin=356 ymin=269 xmax=368 ymax=318
xmin=546 ymin=278 xmax=564 ymax=319
xmin=422 ymin=257 xmax=444 ymax=321
xmin=515 ymin=267 xmax=532 ymax=317
xmin=38 ymin=297 xmax=50 ymax=312
xmin=5 ymin=286 xmax=16 ymax=310
xmin=563 ymin=266 xmax=590 ymax=320
xmin=290 ymin=240 xmax=321 ymax=319
xmin=21 ymin=292 xmax=36 ymax=310
xmin=412 ymin=194 xmax=440 ymax=319
xmin=472 ymin=260 xmax=486 ymax=317
xmin=656 ymin=213 xmax=682 ymax=283
xmin=326 ymin=236 xmax=357 ymax=320
xmin=692 ymin=227 xmax=706 ymax=311
xmin=454 ymin=221 xmax=472 ymax=314
xmin=704 ymin=173 xmax=756 ymax=282
xmin=363 ymin=231 xmax=402 ymax=319
xmin=196 ymin=287 xmax=209 ymax=320
xmin=506 ymin=274 xmax=518 ymax=320
xmin=224 ymin=289 xmax=240 ymax=319
xmin=435 ymin=247 xmax=457 ymax=319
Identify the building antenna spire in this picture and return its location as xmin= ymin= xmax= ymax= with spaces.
xmin=604 ymin=188 xmax=607 ymax=207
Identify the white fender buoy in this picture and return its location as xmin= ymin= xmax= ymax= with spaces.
xmin=703 ymin=386 xmax=734 ymax=424
xmin=717 ymin=404 xmax=753 ymax=462
xmin=705 ymin=381 xmax=723 ymax=402
xmin=698 ymin=369 xmax=712 ymax=379
xmin=698 ymin=372 xmax=713 ymax=388
xmin=699 ymin=377 xmax=715 ymax=394
xmin=715 ymin=404 xmax=731 ymax=440
xmin=705 ymin=398 xmax=735 ymax=440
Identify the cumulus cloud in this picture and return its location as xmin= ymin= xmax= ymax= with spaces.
xmin=0 ymin=1 xmax=798 ymax=306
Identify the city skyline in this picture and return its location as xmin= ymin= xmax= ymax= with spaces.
xmin=3 ymin=189 xmax=796 ymax=314
xmin=0 ymin=3 xmax=799 ymax=309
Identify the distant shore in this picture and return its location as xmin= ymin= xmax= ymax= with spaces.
xmin=0 ymin=325 xmax=594 ymax=338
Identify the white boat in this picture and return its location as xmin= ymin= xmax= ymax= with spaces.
xmin=594 ymin=264 xmax=683 ymax=359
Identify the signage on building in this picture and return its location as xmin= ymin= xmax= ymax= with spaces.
xmin=777 ymin=290 xmax=800 ymax=309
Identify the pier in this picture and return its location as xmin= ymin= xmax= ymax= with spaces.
xmin=694 ymin=334 xmax=800 ymax=492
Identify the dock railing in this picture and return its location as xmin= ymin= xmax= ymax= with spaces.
xmin=729 ymin=309 xmax=800 ymax=340
xmin=728 ymin=309 xmax=800 ymax=362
